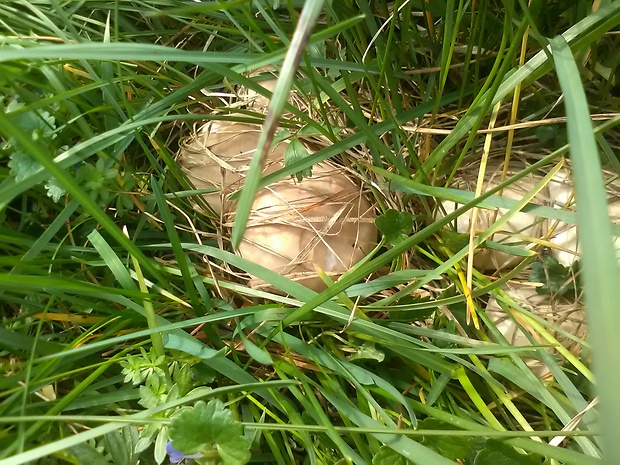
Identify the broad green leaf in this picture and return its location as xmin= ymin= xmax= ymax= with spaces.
xmin=68 ymin=443 xmax=110 ymax=465
xmin=4 ymin=99 xmax=56 ymax=140
xmin=375 ymin=209 xmax=415 ymax=244
xmin=8 ymin=151 xmax=44 ymax=183
xmin=297 ymin=123 xmax=326 ymax=136
xmin=169 ymin=400 xmax=250 ymax=465
xmin=372 ymin=446 xmax=411 ymax=465
xmin=474 ymin=440 xmax=540 ymax=465
xmin=348 ymin=342 xmax=385 ymax=363
xmin=529 ymin=255 xmax=579 ymax=296
xmin=419 ymin=419 xmax=477 ymax=462
xmin=104 ymin=426 xmax=140 ymax=465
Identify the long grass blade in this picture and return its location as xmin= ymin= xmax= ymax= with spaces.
xmin=550 ymin=35 xmax=620 ymax=464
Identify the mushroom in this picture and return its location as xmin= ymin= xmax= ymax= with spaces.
xmin=485 ymin=283 xmax=586 ymax=377
xmin=436 ymin=165 xmax=620 ymax=270
xmin=437 ymin=162 xmax=619 ymax=376
xmin=179 ymin=116 xmax=376 ymax=292
xmin=436 ymin=168 xmax=554 ymax=271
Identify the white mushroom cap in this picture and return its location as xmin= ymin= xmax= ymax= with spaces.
xmin=239 ymin=163 xmax=376 ymax=291
xmin=437 ymin=167 xmax=620 ymax=270
xmin=546 ymin=170 xmax=620 ymax=266
xmin=244 ymin=68 xmax=279 ymax=111
xmin=179 ymin=120 xmax=287 ymax=214
xmin=438 ymin=170 xmax=552 ymax=271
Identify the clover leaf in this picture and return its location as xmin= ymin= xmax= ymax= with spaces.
xmin=375 ymin=209 xmax=414 ymax=245
xmin=169 ymin=399 xmax=250 ymax=465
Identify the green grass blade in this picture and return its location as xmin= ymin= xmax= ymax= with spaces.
xmin=151 ymin=176 xmax=203 ymax=311
xmin=550 ymin=35 xmax=620 ymax=464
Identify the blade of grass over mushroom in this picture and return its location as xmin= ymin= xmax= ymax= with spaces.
xmin=550 ymin=35 xmax=620 ymax=464
xmin=273 ymin=153 xmax=569 ymax=332
xmin=231 ymin=0 xmax=325 ymax=248
xmin=375 ymin=153 xmax=620 ymax=236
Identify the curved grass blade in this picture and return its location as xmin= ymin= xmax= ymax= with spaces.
xmin=550 ymin=35 xmax=620 ymax=464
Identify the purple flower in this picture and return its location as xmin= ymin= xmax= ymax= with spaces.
xmin=166 ymin=441 xmax=203 ymax=464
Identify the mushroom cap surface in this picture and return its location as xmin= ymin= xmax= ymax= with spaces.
xmin=179 ymin=120 xmax=377 ymax=291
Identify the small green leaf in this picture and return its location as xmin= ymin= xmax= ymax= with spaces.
xmin=217 ymin=439 xmax=253 ymax=465
xmin=297 ymin=123 xmax=325 ymax=137
xmin=154 ymin=427 xmax=169 ymax=465
xmin=273 ymin=128 xmax=291 ymax=144
xmin=372 ymin=445 xmax=411 ymax=465
xmin=535 ymin=125 xmax=558 ymax=145
xmin=348 ymin=342 xmax=385 ymax=363
xmin=104 ymin=430 xmax=129 ymax=465
xmin=68 ymin=443 xmax=110 ymax=465
xmin=190 ymin=363 xmax=217 ymax=385
xmin=6 ymin=99 xmax=56 ymax=140
xmin=284 ymin=138 xmax=313 ymax=181
xmin=9 ymin=151 xmax=44 ymax=183
xmin=169 ymin=399 xmax=251 ymax=465
xmin=138 ymin=385 xmax=161 ymax=409
xmin=238 ymin=327 xmax=273 ymax=365
xmin=104 ymin=426 xmax=140 ymax=465
xmin=44 ymin=177 xmax=67 ymax=203
xmin=375 ymin=209 xmax=414 ymax=244
xmin=528 ymin=255 xmax=579 ymax=296
xmin=419 ymin=419 xmax=477 ymax=462
xmin=163 ymin=333 xmax=226 ymax=360
xmin=474 ymin=440 xmax=540 ymax=465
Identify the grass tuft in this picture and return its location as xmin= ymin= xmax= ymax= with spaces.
xmin=1 ymin=1 xmax=619 ymax=464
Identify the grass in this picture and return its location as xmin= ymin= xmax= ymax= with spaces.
xmin=0 ymin=1 xmax=619 ymax=464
